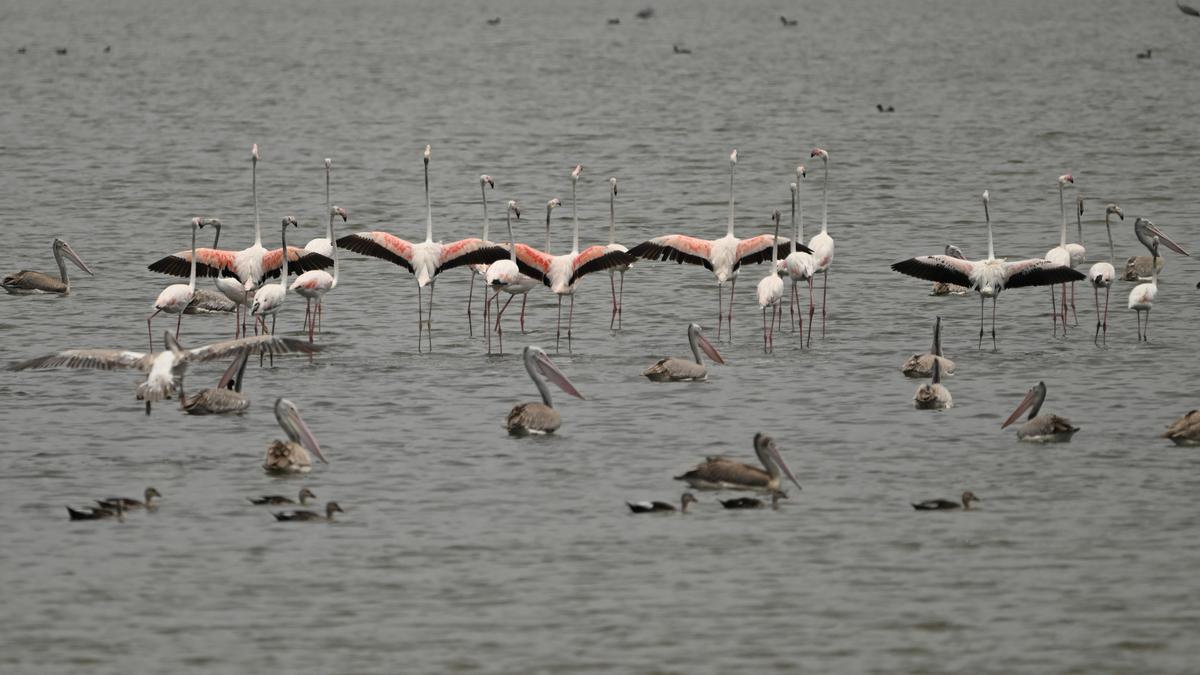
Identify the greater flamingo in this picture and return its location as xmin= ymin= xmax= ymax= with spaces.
xmin=251 ymin=217 xmax=298 ymax=365
xmin=756 ymin=210 xmax=785 ymax=352
xmin=604 ymin=176 xmax=631 ymax=329
xmin=1044 ymin=173 xmax=1075 ymax=335
xmin=302 ymin=158 xmax=336 ymax=257
xmin=807 ymin=148 xmax=835 ymax=338
xmin=147 ymin=217 xmax=205 ymax=351
xmin=782 ymin=166 xmax=816 ymax=344
xmin=466 ymin=174 xmax=495 ymax=338
xmin=290 ymin=207 xmax=348 ymax=341
xmin=485 ymin=200 xmax=535 ymax=354
xmin=1087 ymin=203 xmax=1123 ymax=345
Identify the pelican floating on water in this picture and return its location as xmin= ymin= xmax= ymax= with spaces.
xmin=627 ymin=493 xmax=697 ymax=514
xmin=912 ymin=491 xmax=979 ymax=511
xmin=97 ymin=487 xmax=161 ymax=511
xmin=1163 ymin=411 xmax=1200 ymax=446
xmin=273 ymin=501 xmax=342 ymax=522
xmin=3 ymin=238 xmax=94 ymax=294
xmin=913 ymin=358 xmax=952 ymax=410
xmin=675 ymin=432 xmax=802 ymax=493
xmin=180 ymin=352 xmax=250 ymax=415
xmin=250 ymin=488 xmax=317 ymax=505
xmin=1001 ymin=381 xmax=1079 ymax=442
xmin=504 ymin=346 xmax=585 ymax=435
xmin=263 ymin=398 xmax=327 ymax=473
xmin=901 ymin=316 xmax=955 ymax=378
xmin=643 ymin=323 xmax=725 ymax=381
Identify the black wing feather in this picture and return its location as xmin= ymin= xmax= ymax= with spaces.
xmin=627 ymin=240 xmax=713 ymax=271
xmin=891 ymin=257 xmax=973 ymax=287
xmin=434 ymin=246 xmax=510 ymax=275
xmin=336 ymin=235 xmax=414 ymax=272
xmin=1005 ymin=264 xmax=1085 ymax=289
xmin=569 ymin=251 xmax=638 ymax=285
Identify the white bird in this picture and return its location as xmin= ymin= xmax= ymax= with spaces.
xmin=485 ymin=200 xmax=533 ymax=354
xmin=251 ymin=217 xmax=299 ymax=344
xmin=627 ymin=150 xmax=801 ymax=340
xmin=1087 ymin=203 xmax=1123 ymax=345
xmin=891 ymin=190 xmax=1086 ymax=349
xmin=336 ymin=145 xmax=507 ymax=352
xmin=781 ymin=166 xmax=816 ymax=344
xmin=290 ymin=207 xmax=348 ymax=341
xmin=604 ymin=176 xmax=631 ymax=330
xmin=7 ymin=332 xmax=320 ymax=414
xmin=263 ymin=398 xmax=328 ymax=473
xmin=913 ymin=357 xmax=952 ymax=410
xmin=504 ymin=346 xmax=585 ymax=436
xmin=466 ymin=174 xmax=496 ymax=338
xmin=756 ymin=210 xmax=785 ymax=352
xmin=1128 ymin=217 xmax=1190 ymax=341
xmin=3 ymin=238 xmax=94 ymax=295
xmin=807 ymin=148 xmax=835 ymax=338
xmin=147 ymin=217 xmax=205 ymax=351
xmin=1043 ymin=173 xmax=1075 ymax=335
xmin=302 ymin=158 xmax=336 ymax=257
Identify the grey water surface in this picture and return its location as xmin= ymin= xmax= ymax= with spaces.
xmin=2 ymin=0 xmax=1200 ymax=673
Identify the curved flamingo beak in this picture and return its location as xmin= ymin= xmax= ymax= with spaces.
xmin=696 ymin=331 xmax=725 ymax=365
xmin=534 ymin=351 xmax=584 ymax=400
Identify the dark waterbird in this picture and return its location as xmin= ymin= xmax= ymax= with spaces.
xmin=719 ymin=490 xmax=786 ymax=510
xmin=97 ymin=487 xmax=161 ymax=510
xmin=1177 ymin=1 xmax=1199 ymax=17
xmin=274 ymin=502 xmax=343 ymax=522
xmin=627 ymin=493 xmax=697 ymax=514
xmin=250 ymin=488 xmax=317 ymax=506
xmin=912 ymin=491 xmax=979 ymax=511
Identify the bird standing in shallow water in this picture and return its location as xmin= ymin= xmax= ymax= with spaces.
xmin=1087 ymin=204 xmax=1123 ymax=345
xmin=1127 ymin=217 xmax=1189 ymax=342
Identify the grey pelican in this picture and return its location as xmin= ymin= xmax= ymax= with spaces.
xmin=643 ymin=323 xmax=725 ymax=382
xmin=2 ymin=238 xmax=93 ymax=294
xmin=273 ymin=501 xmax=342 ymax=522
xmin=1001 ymin=382 xmax=1079 ymax=442
xmin=901 ymin=316 xmax=955 ymax=378
xmin=891 ymin=190 xmax=1086 ymax=349
xmin=250 ymin=488 xmax=317 ymax=505
xmin=912 ymin=491 xmax=979 ymax=511
xmin=504 ymin=346 xmax=585 ymax=435
xmin=97 ymin=487 xmax=161 ymax=510
xmin=627 ymin=493 xmax=697 ymax=514
xmin=1123 ymin=255 xmax=1163 ymax=282
xmin=913 ymin=358 xmax=952 ymax=410
xmin=184 ymin=219 xmax=237 ymax=315
xmin=263 ymin=398 xmax=327 ymax=473
xmin=7 ymin=332 xmax=321 ymax=414
xmin=719 ymin=490 xmax=786 ymax=510
xmin=1163 ymin=411 xmax=1200 ymax=446
xmin=1086 ymin=204 xmax=1123 ymax=345
xmin=1128 ymin=217 xmax=1190 ymax=342
xmin=675 ymin=432 xmax=803 ymax=493
xmin=180 ymin=352 xmax=250 ymax=415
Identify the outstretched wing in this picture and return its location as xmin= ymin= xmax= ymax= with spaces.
xmin=512 ymin=244 xmax=552 ymax=285
xmin=147 ymin=248 xmax=238 ymax=279
xmin=735 ymin=235 xmax=802 ymax=267
xmin=260 ymin=247 xmax=334 ymax=280
xmin=184 ymin=335 xmax=324 ymax=363
xmin=569 ymin=246 xmax=639 ymax=285
xmin=435 ymin=238 xmax=510 ymax=274
xmin=336 ymin=232 xmax=415 ymax=272
xmin=891 ymin=255 xmax=975 ymax=287
xmin=8 ymin=349 xmax=152 ymax=372
xmin=1003 ymin=259 xmax=1086 ymax=289
xmin=627 ymin=235 xmax=714 ymax=270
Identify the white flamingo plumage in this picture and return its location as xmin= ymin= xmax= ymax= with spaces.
xmin=782 ymin=166 xmax=816 ymax=345
xmin=1044 ymin=173 xmax=1075 ymax=335
xmin=1127 ymin=217 xmax=1190 ymax=342
xmin=251 ymin=217 xmax=298 ymax=368
xmin=485 ymin=200 xmax=532 ymax=354
xmin=604 ymin=176 xmax=631 ymax=330
xmin=290 ymin=207 xmax=347 ymax=342
xmin=1087 ymin=203 xmax=1123 ymax=345
xmin=466 ymin=174 xmax=496 ymax=338
xmin=806 ymin=148 xmax=835 ymax=338
xmin=302 ymin=158 xmax=336 ymax=257
xmin=756 ymin=210 xmax=785 ymax=352
xmin=147 ymin=217 xmax=205 ymax=351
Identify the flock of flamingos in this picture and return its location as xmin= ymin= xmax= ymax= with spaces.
xmin=5 ymin=143 xmax=1200 ymax=520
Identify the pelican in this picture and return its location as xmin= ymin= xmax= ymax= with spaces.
xmin=302 ymin=158 xmax=336 ymax=257
xmin=912 ymin=491 xmax=979 ymax=511
xmin=719 ymin=490 xmax=786 ymax=510
xmin=185 ymin=223 xmax=239 ymax=314
xmin=891 ymin=190 xmax=1086 ymax=349
xmin=627 ymin=150 xmax=800 ymax=340
xmin=7 ymin=332 xmax=321 ymax=414
xmin=931 ymin=245 xmax=969 ymax=295
xmin=1128 ymin=217 xmax=1190 ymax=342
xmin=251 ymin=217 xmax=298 ymax=351
xmin=335 ymin=145 xmax=508 ymax=352
xmin=807 ymin=148 xmax=835 ymax=338
xmin=675 ymin=432 xmax=802 ymax=493
xmin=3 ymin=238 xmax=93 ymax=294
xmin=273 ymin=501 xmax=343 ymax=522
xmin=643 ymin=322 xmax=725 ymax=382
xmin=781 ymin=167 xmax=816 ymax=343
xmin=466 ymin=174 xmax=496 ymax=338
xmin=901 ymin=316 xmax=955 ymax=378
xmin=250 ymin=488 xmax=317 ymax=506
xmin=485 ymin=200 xmax=529 ymax=354
xmin=180 ymin=351 xmax=250 ymax=415
xmin=912 ymin=358 xmax=952 ymax=410
xmin=756 ymin=210 xmax=785 ymax=352
xmin=1087 ymin=204 xmax=1123 ymax=345
xmin=504 ymin=346 xmax=585 ymax=436
xmin=1163 ymin=411 xmax=1200 ymax=446
xmin=1043 ymin=174 xmax=1075 ymax=335
xmin=263 ymin=398 xmax=327 ymax=473
xmin=605 ymin=176 xmax=631 ymax=329
xmin=626 ymin=493 xmax=697 ymax=514
xmin=1001 ymin=381 xmax=1079 ymax=442
xmin=97 ymin=487 xmax=161 ymax=511
xmin=290 ymin=207 xmax=348 ymax=341
xmin=147 ymin=217 xmax=206 ymax=351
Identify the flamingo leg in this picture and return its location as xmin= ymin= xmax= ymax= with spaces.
xmin=990 ymin=297 xmax=998 ymax=350
xmin=175 ymin=313 xmax=183 ymax=339
xmin=567 ymin=294 xmax=575 ymax=351
xmin=519 ymin=294 xmax=528 ymax=333
xmin=610 ymin=274 xmax=618 ymax=330
xmin=1145 ymin=307 xmax=1151 ymax=342
xmin=820 ymin=269 xmax=828 ymax=338
xmin=426 ymin=282 xmax=435 ymax=353
xmin=978 ymin=295 xmax=985 ymax=349
xmin=806 ymin=278 xmax=815 ymax=348
xmin=1093 ymin=286 xmax=1101 ymax=346
xmin=617 ymin=270 xmax=625 ymax=329
xmin=716 ymin=283 xmax=724 ymax=340
xmin=762 ymin=306 xmax=768 ymax=352
xmin=317 ymin=300 xmax=322 ymax=333
xmin=1102 ymin=287 xmax=1110 ymax=345
xmin=302 ymin=299 xmax=311 ymax=334
xmin=467 ymin=274 xmax=475 ymax=337
xmin=484 ymin=285 xmax=492 ymax=354
xmin=1050 ymin=285 xmax=1059 ymax=337
xmin=728 ymin=278 xmax=737 ymax=341
xmin=1061 ymin=283 xmax=1069 ymax=332
xmin=555 ymin=295 xmax=564 ymax=352
xmin=1069 ymin=281 xmax=1078 ymax=326
xmin=270 ymin=315 xmax=277 ymax=366
xmin=416 ymin=284 xmax=424 ymax=354
xmin=788 ymin=283 xmax=797 ymax=333
xmin=309 ymin=304 xmax=316 ymax=343
xmin=146 ymin=308 xmax=162 ymax=352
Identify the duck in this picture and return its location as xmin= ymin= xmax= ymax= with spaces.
xmin=719 ymin=490 xmax=786 ymax=510
xmin=913 ymin=358 xmax=952 ymax=410
xmin=273 ymin=501 xmax=343 ymax=522
xmin=504 ymin=346 xmax=585 ymax=435
xmin=1001 ymin=381 xmax=1079 ymax=442
xmin=66 ymin=502 xmax=124 ymax=521
xmin=912 ymin=491 xmax=979 ymax=511
xmin=1163 ymin=410 xmax=1200 ymax=446
xmin=901 ymin=315 xmax=955 ymax=378
xmin=97 ymin=487 xmax=161 ymax=511
xmin=180 ymin=352 xmax=250 ymax=415
xmin=643 ymin=323 xmax=725 ymax=381
xmin=250 ymin=488 xmax=317 ymax=506
xmin=263 ymin=398 xmax=328 ymax=473
xmin=627 ymin=493 xmax=697 ymax=514
xmin=675 ymin=432 xmax=803 ymax=493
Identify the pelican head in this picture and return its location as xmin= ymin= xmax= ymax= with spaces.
xmin=1058 ymin=173 xmax=1074 ymax=188
xmin=508 ymin=200 xmax=520 ymax=218
xmin=571 ymin=164 xmax=583 ymax=182
xmin=274 ymin=398 xmax=327 ymax=463
xmin=324 ymin=157 xmax=332 ymax=170
xmin=282 ymin=216 xmax=298 ymax=229
xmin=609 ymin=176 xmax=618 ymax=194
xmin=1134 ymin=217 xmax=1190 ymax=257
xmin=52 ymin=239 xmax=94 ymax=276
xmin=251 ymin=143 xmax=259 ymax=162
xmin=481 ymin=174 xmax=494 ymax=189
xmin=331 ymin=206 xmax=348 ymax=221
xmin=523 ymin=345 xmax=585 ymax=400
xmin=1001 ymin=381 xmax=1047 ymax=428
xmin=810 ymin=147 xmax=828 ymax=162
xmin=752 ymin=432 xmax=802 ymax=490
xmin=1106 ymin=204 xmax=1124 ymax=220
xmin=423 ymin=144 xmax=431 ymax=164
xmin=687 ymin=322 xmax=725 ymax=365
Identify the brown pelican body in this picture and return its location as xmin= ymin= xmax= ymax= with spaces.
xmin=97 ymin=487 xmax=161 ymax=511
xmin=930 ymin=245 xmax=969 ymax=295
xmin=913 ymin=358 xmax=952 ymax=410
xmin=263 ymin=398 xmax=327 ymax=473
xmin=1163 ymin=410 xmax=1200 ymax=446
xmin=3 ymin=238 xmax=93 ymax=294
xmin=720 ymin=490 xmax=786 ymax=510
xmin=273 ymin=501 xmax=343 ymax=522
xmin=185 ymin=288 xmax=237 ymax=314
xmin=675 ymin=432 xmax=803 ymax=493
xmin=643 ymin=323 xmax=725 ymax=382
xmin=912 ymin=491 xmax=979 ymax=511
xmin=627 ymin=493 xmax=697 ymax=514
xmin=901 ymin=315 xmax=955 ymax=378
xmin=250 ymin=488 xmax=316 ymax=505
xmin=181 ymin=352 xmax=249 ymax=415
xmin=1123 ymin=255 xmax=1163 ymax=282
xmin=505 ymin=346 xmax=584 ymax=436
xmin=1002 ymin=381 xmax=1079 ymax=442
xmin=66 ymin=502 xmax=124 ymax=521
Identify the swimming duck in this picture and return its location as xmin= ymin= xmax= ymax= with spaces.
xmin=675 ymin=432 xmax=803 ymax=493
xmin=719 ymin=490 xmax=786 ymax=510
xmin=97 ymin=487 xmax=161 ymax=510
xmin=1163 ymin=410 xmax=1200 ymax=446
xmin=250 ymin=488 xmax=317 ymax=506
xmin=1001 ymin=381 xmax=1079 ymax=442
xmin=627 ymin=493 xmax=697 ymax=514
xmin=273 ymin=501 xmax=343 ymax=522
xmin=66 ymin=502 xmax=124 ymax=521
xmin=912 ymin=491 xmax=980 ymax=511
xmin=263 ymin=398 xmax=327 ymax=473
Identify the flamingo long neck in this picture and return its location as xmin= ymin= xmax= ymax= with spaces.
xmin=688 ymin=328 xmax=702 ymax=364
xmin=507 ymin=210 xmax=517 ymax=262
xmin=1058 ymin=184 xmax=1067 ymax=248
xmin=481 ymin=183 xmax=490 ymax=241
xmin=527 ymin=355 xmax=553 ymax=407
xmin=790 ymin=190 xmax=797 ymax=255
xmin=608 ymin=188 xmax=616 ymax=246
xmin=1104 ymin=213 xmax=1115 ymax=263
xmin=545 ymin=209 xmax=553 ymax=255
xmin=985 ymin=201 xmax=995 ymax=260
xmin=252 ymin=158 xmax=262 ymax=247
xmin=424 ymin=160 xmax=433 ymax=243
xmin=188 ymin=223 xmax=198 ymax=291
xmin=571 ymin=179 xmax=580 ymax=254
xmin=1075 ymin=199 xmax=1084 ymax=248
xmin=820 ymin=159 xmax=828 ymax=234
xmin=279 ymin=224 xmax=288 ymax=289
xmin=325 ymin=163 xmax=332 ymax=240
xmin=329 ymin=212 xmax=339 ymax=288
xmin=727 ymin=162 xmax=736 ymax=237
xmin=770 ymin=217 xmax=780 ymax=265
xmin=1151 ymin=249 xmax=1159 ymax=286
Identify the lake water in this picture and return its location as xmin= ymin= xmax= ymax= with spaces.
xmin=2 ymin=0 xmax=1200 ymax=672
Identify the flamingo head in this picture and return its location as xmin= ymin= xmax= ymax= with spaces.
xmin=507 ymin=200 xmax=520 ymax=218
xmin=1057 ymin=173 xmax=1073 ymax=188
xmin=982 ymin=190 xmax=990 ymax=205
xmin=571 ymin=164 xmax=583 ymax=182
xmin=191 ymin=216 xmax=202 ymax=228
xmin=251 ymin=143 xmax=259 ymax=163
xmin=547 ymin=197 xmax=561 ymax=211
xmin=729 ymin=149 xmax=738 ymax=164
xmin=790 ymin=182 xmax=798 ymax=194
xmin=282 ymin=216 xmax=298 ymax=229
xmin=324 ymin=157 xmax=332 ymax=170
xmin=332 ymin=206 xmax=348 ymax=222
xmin=810 ymin=147 xmax=828 ymax=162
xmin=609 ymin=176 xmax=618 ymax=194
xmin=481 ymin=174 xmax=494 ymax=189
xmin=796 ymin=165 xmax=806 ymax=180
xmin=771 ymin=209 xmax=781 ymax=226
xmin=1106 ymin=203 xmax=1124 ymax=220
